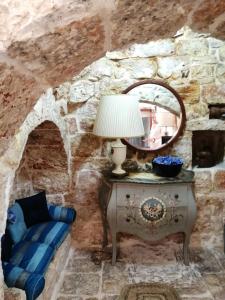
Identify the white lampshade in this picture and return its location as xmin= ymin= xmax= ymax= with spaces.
xmin=93 ymin=95 xmax=144 ymax=138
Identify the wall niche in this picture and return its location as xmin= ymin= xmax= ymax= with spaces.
xmin=11 ymin=121 xmax=69 ymax=205
xmin=192 ymin=130 xmax=225 ymax=168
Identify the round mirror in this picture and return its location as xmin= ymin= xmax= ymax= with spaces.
xmin=122 ymin=79 xmax=186 ymax=152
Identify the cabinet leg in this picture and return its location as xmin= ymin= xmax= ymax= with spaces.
xmin=112 ymin=231 xmax=117 ymax=265
xmin=102 ymin=225 xmax=108 ymax=249
xmin=183 ymin=232 xmax=190 ymax=266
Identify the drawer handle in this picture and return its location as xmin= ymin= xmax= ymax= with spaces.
xmin=174 ymin=194 xmax=179 ymax=199
xmin=126 ymin=218 xmax=130 ymax=223
xmin=126 ymin=194 xmax=130 ymax=199
xmin=174 ymin=216 xmax=179 ymax=223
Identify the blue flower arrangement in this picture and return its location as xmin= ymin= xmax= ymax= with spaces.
xmin=153 ymin=155 xmax=183 ymax=165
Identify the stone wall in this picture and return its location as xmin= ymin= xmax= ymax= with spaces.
xmin=8 ymin=27 xmax=225 ymax=251
xmin=50 ymin=27 xmax=225 ymax=251
xmin=1 ymin=27 xmax=225 ymax=298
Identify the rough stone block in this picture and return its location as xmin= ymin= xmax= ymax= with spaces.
xmin=219 ymin=45 xmax=225 ymax=62
xmin=190 ymin=64 xmax=215 ymax=84
xmin=176 ymin=39 xmax=208 ymax=56
xmin=102 ymin=261 xmax=131 ymax=294
xmin=116 ymin=58 xmax=157 ymax=79
xmin=193 ymin=193 xmax=224 ymax=250
xmin=214 ymin=170 xmax=225 ymax=190
xmin=7 ymin=16 xmax=105 ymax=86
xmin=176 ymin=81 xmax=200 ymax=104
xmin=75 ymin=99 xmax=99 ymax=118
xmin=46 ymin=194 xmax=64 ymax=205
xmin=0 ymin=62 xmax=42 ymax=139
xmin=216 ymin=64 xmax=225 ymax=83
xmin=157 ymin=56 xmax=190 ymax=79
xmin=192 ymin=1 xmax=225 ymax=34
xmin=201 ymin=83 xmax=225 ymax=104
xmin=71 ymin=133 xmax=101 ymax=158
xmin=25 ymin=146 xmax=68 ymax=171
xmin=79 ymin=117 xmax=95 ymax=132
xmin=32 ymin=170 xmax=69 ymax=193
xmin=88 ymin=57 xmax=115 ymax=79
xmin=64 ymin=191 xmax=76 ymax=206
xmin=66 ymin=256 xmax=101 ymax=273
xmin=42 ymin=235 xmax=71 ymax=299
xmin=72 ymin=221 xmax=103 ymax=248
xmin=171 ymin=133 xmax=192 ymax=168
xmin=129 ymin=39 xmax=175 ymax=58
xmin=0 ymin=137 xmax=11 ymax=157
xmin=4 ymin=287 xmax=26 ymax=300
xmin=185 ymin=102 xmax=209 ymax=119
xmin=65 ymin=116 xmax=78 ymax=135
xmin=75 ymin=169 xmax=101 ymax=202
xmin=207 ymin=37 xmax=224 ymax=49
xmin=60 ymin=273 xmax=100 ymax=295
xmin=194 ymin=170 xmax=212 ymax=193
xmin=111 ymin=0 xmax=187 ymax=49
xmin=186 ymin=119 xmax=225 ymax=131
xmin=69 ymin=80 xmax=96 ymax=103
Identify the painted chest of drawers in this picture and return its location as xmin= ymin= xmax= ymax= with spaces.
xmin=99 ymin=170 xmax=197 ymax=265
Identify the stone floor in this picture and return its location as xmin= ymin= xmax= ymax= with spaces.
xmin=55 ymin=241 xmax=225 ymax=300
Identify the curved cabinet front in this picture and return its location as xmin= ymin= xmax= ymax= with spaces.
xmin=105 ymin=176 xmax=197 ymax=265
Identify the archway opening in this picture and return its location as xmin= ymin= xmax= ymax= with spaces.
xmin=10 ymin=120 xmax=69 ymax=206
xmin=3 ymin=120 xmax=71 ymax=299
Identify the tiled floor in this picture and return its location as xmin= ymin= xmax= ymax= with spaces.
xmin=55 ymin=242 xmax=225 ymax=300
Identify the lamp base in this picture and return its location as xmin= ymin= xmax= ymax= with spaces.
xmin=111 ymin=139 xmax=127 ymax=175
xmin=111 ymin=171 xmax=128 ymax=178
xmin=112 ymin=168 xmax=126 ymax=175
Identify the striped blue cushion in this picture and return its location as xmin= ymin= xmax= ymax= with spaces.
xmin=23 ymin=221 xmax=70 ymax=249
xmin=48 ymin=204 xmax=76 ymax=224
xmin=10 ymin=241 xmax=54 ymax=274
xmin=3 ymin=261 xmax=45 ymax=300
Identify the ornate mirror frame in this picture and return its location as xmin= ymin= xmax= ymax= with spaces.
xmin=122 ymin=79 xmax=186 ymax=153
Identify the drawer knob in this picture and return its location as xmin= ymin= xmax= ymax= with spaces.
xmin=174 ymin=194 xmax=179 ymax=199
xmin=174 ymin=216 xmax=179 ymax=223
xmin=126 ymin=218 xmax=130 ymax=223
xmin=126 ymin=194 xmax=130 ymax=199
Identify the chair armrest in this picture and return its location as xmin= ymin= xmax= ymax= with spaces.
xmin=47 ymin=204 xmax=76 ymax=224
xmin=2 ymin=261 xmax=45 ymax=300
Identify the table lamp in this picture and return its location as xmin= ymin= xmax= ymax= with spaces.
xmin=93 ymin=94 xmax=144 ymax=175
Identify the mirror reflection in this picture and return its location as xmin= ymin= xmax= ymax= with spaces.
xmin=124 ymin=82 xmax=184 ymax=151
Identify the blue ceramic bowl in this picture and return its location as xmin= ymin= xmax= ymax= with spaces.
xmin=152 ymin=156 xmax=183 ymax=177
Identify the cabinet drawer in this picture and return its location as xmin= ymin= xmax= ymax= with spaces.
xmin=116 ymin=183 xmax=188 ymax=207
xmin=117 ymin=205 xmax=187 ymax=227
xmin=116 ymin=206 xmax=187 ymax=240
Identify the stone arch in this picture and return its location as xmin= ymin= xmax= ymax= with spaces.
xmin=0 ymin=87 xmax=69 ymax=253
xmin=0 ymin=88 xmax=70 ymax=298
xmin=1 ymin=1 xmax=225 ymax=144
